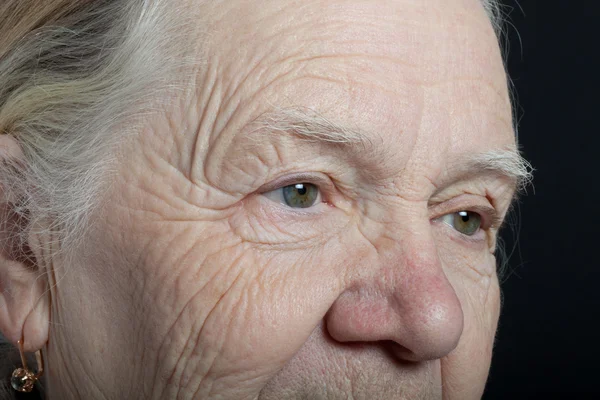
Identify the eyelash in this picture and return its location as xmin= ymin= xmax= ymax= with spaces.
xmin=456 ymin=205 xmax=501 ymax=231
xmin=260 ymin=173 xmax=332 ymax=191
xmin=259 ymin=174 xmax=334 ymax=202
xmin=432 ymin=205 xmax=501 ymax=246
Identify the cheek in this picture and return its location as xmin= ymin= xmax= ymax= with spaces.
xmin=139 ymin=222 xmax=364 ymax=391
xmin=440 ymin=254 xmax=501 ymax=399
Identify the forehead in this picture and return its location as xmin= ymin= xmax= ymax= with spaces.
xmin=198 ymin=0 xmax=507 ymax=88
xmin=189 ymin=0 xmax=514 ymax=182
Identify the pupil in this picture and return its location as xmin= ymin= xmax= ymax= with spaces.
xmin=459 ymin=211 xmax=469 ymax=222
xmin=295 ymin=184 xmax=307 ymax=196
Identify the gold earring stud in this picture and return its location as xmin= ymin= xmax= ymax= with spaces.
xmin=11 ymin=336 xmax=44 ymax=393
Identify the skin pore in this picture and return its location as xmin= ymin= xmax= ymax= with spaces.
xmin=27 ymin=0 xmax=519 ymax=399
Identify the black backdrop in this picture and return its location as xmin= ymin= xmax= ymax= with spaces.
xmin=484 ymin=1 xmax=599 ymax=398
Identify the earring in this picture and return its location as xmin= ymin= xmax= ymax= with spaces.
xmin=10 ymin=336 xmax=44 ymax=393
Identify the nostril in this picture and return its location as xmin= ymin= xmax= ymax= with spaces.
xmin=381 ymin=340 xmax=422 ymax=364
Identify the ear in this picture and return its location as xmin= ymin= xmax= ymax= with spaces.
xmin=0 ymin=134 xmax=49 ymax=352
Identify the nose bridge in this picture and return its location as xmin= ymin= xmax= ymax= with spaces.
xmin=381 ymin=208 xmax=437 ymax=271
xmin=371 ymin=201 xmax=442 ymax=282
xmin=376 ymin=214 xmax=450 ymax=311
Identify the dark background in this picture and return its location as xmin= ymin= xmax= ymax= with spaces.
xmin=484 ymin=1 xmax=599 ymax=398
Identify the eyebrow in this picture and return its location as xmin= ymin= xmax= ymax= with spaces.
xmin=251 ymin=107 xmax=533 ymax=193
xmin=463 ymin=149 xmax=533 ymax=193
xmin=251 ymin=107 xmax=372 ymax=146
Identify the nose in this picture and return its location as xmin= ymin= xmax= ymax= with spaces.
xmin=325 ymin=226 xmax=464 ymax=361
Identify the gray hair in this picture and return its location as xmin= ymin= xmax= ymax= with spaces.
xmin=481 ymin=0 xmax=505 ymax=37
xmin=0 ymin=0 xmax=197 ymax=397
xmin=0 ymin=0 xmax=198 ymax=258
xmin=0 ymin=0 xmax=509 ymax=398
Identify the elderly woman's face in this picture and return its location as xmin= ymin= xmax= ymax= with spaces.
xmin=46 ymin=0 xmax=516 ymax=398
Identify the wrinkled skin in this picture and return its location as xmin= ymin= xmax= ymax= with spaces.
xmin=35 ymin=0 xmax=515 ymax=399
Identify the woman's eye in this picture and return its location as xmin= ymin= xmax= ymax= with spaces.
xmin=440 ymin=211 xmax=482 ymax=236
xmin=263 ymin=183 xmax=321 ymax=209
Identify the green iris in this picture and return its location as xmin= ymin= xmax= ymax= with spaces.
xmin=282 ymin=183 xmax=319 ymax=208
xmin=452 ymin=211 xmax=481 ymax=236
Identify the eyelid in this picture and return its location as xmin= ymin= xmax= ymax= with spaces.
xmin=430 ymin=198 xmax=502 ymax=230
xmin=257 ymin=172 xmax=334 ymax=196
xmin=463 ymin=205 xmax=502 ymax=230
